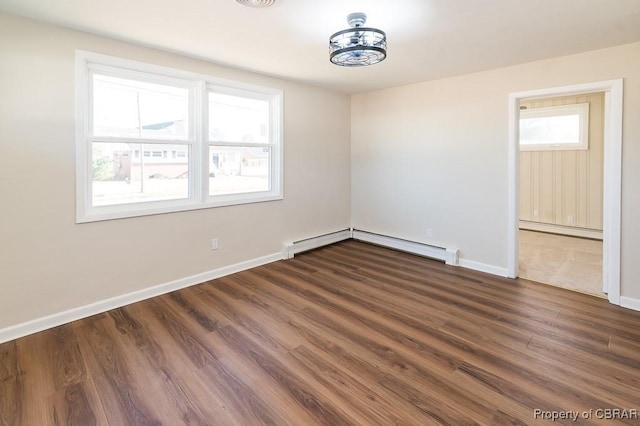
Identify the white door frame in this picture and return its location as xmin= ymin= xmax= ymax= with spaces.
xmin=507 ymin=79 xmax=623 ymax=305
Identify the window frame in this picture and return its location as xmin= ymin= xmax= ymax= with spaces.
xmin=75 ymin=50 xmax=283 ymax=223
xmin=519 ymin=103 xmax=589 ymax=152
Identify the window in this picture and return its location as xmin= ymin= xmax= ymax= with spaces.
xmin=208 ymin=90 xmax=272 ymax=196
xmin=76 ymin=51 xmax=283 ymax=222
xmin=519 ymin=103 xmax=589 ymax=151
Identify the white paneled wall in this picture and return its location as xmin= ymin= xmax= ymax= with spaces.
xmin=519 ymin=93 xmax=604 ymax=231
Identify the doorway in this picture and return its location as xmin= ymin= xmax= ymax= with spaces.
xmin=517 ymin=92 xmax=605 ymax=296
xmin=507 ymin=79 xmax=623 ymax=306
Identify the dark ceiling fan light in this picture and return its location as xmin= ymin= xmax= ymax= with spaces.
xmin=235 ymin=0 xmax=275 ymax=7
xmin=329 ymin=13 xmax=387 ymax=67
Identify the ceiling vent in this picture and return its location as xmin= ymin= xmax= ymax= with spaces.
xmin=235 ymin=0 xmax=275 ymax=7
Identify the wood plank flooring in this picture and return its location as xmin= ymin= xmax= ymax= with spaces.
xmin=1 ymin=240 xmax=640 ymax=425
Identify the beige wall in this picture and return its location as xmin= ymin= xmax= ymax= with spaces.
xmin=352 ymin=41 xmax=640 ymax=299
xmin=0 ymin=14 xmax=351 ymax=329
xmin=519 ymin=93 xmax=604 ymax=230
xmin=2 ymin=13 xmax=640 ymax=333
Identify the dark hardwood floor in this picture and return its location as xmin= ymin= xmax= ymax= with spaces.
xmin=2 ymin=240 xmax=640 ymax=425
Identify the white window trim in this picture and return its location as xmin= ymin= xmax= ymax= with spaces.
xmin=75 ymin=50 xmax=283 ymax=223
xmin=519 ymin=103 xmax=589 ymax=151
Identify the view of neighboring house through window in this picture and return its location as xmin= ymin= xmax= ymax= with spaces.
xmin=208 ymin=92 xmax=271 ymax=195
xmin=91 ymin=74 xmax=191 ymax=206
xmin=76 ymin=51 xmax=283 ymax=222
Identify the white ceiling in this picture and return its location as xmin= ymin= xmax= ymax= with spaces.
xmin=1 ymin=0 xmax=640 ymax=93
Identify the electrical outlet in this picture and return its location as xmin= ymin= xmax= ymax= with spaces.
xmin=211 ymin=238 xmax=219 ymax=250
xmin=426 ymin=228 xmax=433 ymax=238
xmin=567 ymin=215 xmax=574 ymax=224
xmin=533 ymin=209 xmax=539 ymax=218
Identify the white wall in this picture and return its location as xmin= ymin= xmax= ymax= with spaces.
xmin=0 ymin=14 xmax=351 ymax=330
xmin=351 ymin=42 xmax=640 ymax=299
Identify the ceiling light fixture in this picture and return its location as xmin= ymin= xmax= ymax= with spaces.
xmin=235 ymin=0 xmax=275 ymax=7
xmin=329 ymin=13 xmax=387 ymax=67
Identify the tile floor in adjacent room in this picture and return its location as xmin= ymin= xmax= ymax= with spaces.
xmin=519 ymin=230 xmax=604 ymax=297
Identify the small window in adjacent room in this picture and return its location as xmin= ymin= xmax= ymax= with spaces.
xmin=76 ymin=51 xmax=283 ymax=222
xmin=519 ymin=103 xmax=589 ymax=151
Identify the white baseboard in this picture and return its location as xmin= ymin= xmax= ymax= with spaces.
xmin=0 ymin=252 xmax=282 ymax=344
xmin=620 ymin=296 xmax=640 ymax=312
xmin=282 ymin=229 xmax=352 ymax=259
xmin=458 ymin=258 xmax=509 ymax=277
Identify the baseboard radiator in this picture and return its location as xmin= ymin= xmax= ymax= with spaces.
xmin=282 ymin=229 xmax=352 ymax=259
xmin=352 ymin=229 xmax=459 ymax=266
xmin=519 ymin=220 xmax=603 ymax=240
xmin=283 ymin=228 xmax=459 ymax=266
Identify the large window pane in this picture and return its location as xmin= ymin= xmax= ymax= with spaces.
xmin=208 ymin=93 xmax=269 ymax=143
xmin=92 ymin=142 xmax=189 ymax=206
xmin=209 ymin=146 xmax=269 ymax=195
xmin=93 ymin=74 xmax=189 ymax=140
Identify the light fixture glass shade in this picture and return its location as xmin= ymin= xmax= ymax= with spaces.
xmin=329 ymin=13 xmax=387 ymax=67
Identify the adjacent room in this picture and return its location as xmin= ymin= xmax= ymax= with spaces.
xmin=1 ymin=1 xmax=640 ymax=424
xmin=518 ymin=92 xmax=605 ymax=296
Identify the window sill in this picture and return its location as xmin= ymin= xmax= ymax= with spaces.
xmin=76 ymin=193 xmax=283 ymax=223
